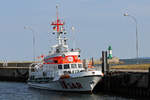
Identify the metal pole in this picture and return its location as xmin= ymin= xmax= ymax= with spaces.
xmin=136 ymin=21 xmax=139 ymax=63
xmin=124 ymin=13 xmax=139 ymax=63
xmin=71 ymin=26 xmax=75 ymax=49
xmin=24 ymin=26 xmax=36 ymax=63
xmin=31 ymin=29 xmax=36 ymax=63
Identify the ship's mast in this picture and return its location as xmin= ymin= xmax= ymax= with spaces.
xmin=51 ymin=5 xmax=65 ymax=45
xmin=50 ymin=5 xmax=69 ymax=53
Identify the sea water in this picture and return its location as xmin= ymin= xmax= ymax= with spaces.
xmin=0 ymin=82 xmax=140 ymax=100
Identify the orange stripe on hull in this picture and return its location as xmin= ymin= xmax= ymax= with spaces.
xmin=44 ymin=55 xmax=82 ymax=64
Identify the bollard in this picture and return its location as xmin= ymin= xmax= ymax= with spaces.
xmin=148 ymin=68 xmax=150 ymax=96
xmin=105 ymin=51 xmax=110 ymax=74
xmin=102 ymin=51 xmax=106 ymax=74
xmin=102 ymin=51 xmax=109 ymax=75
xmin=83 ymin=59 xmax=86 ymax=68
xmin=148 ymin=68 xmax=150 ymax=88
xmin=102 ymin=51 xmax=104 ymax=73
xmin=91 ymin=57 xmax=94 ymax=66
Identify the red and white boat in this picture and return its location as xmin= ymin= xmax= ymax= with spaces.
xmin=28 ymin=6 xmax=103 ymax=93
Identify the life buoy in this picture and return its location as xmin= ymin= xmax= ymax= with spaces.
xmin=60 ymin=74 xmax=70 ymax=79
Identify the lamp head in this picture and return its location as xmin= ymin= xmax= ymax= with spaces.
xmin=24 ymin=26 xmax=27 ymax=29
xmin=124 ymin=13 xmax=129 ymax=16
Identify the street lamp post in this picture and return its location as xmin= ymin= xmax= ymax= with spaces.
xmin=24 ymin=26 xmax=36 ymax=63
xmin=124 ymin=13 xmax=139 ymax=63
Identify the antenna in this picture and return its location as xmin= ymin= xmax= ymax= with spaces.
xmin=56 ymin=4 xmax=59 ymax=22
xmin=51 ymin=5 xmax=65 ymax=45
xmin=51 ymin=5 xmax=64 ymax=32
xmin=71 ymin=26 xmax=76 ymax=49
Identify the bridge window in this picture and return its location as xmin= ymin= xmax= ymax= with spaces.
xmin=64 ymin=64 xmax=70 ymax=69
xmin=58 ymin=65 xmax=62 ymax=69
xmin=64 ymin=71 xmax=71 ymax=74
xmin=71 ymin=64 xmax=77 ymax=68
xmin=31 ymin=68 xmax=35 ymax=72
xmin=56 ymin=49 xmax=60 ymax=53
xmin=54 ymin=60 xmax=58 ymax=63
xmin=78 ymin=64 xmax=82 ymax=68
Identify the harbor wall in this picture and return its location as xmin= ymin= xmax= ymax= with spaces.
xmin=93 ymin=51 xmax=150 ymax=97
xmin=0 ymin=62 xmax=31 ymax=81
xmin=94 ymin=70 xmax=150 ymax=97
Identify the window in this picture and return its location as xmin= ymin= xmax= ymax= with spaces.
xmin=71 ymin=70 xmax=75 ymax=74
xmin=68 ymin=71 xmax=71 ymax=74
xmin=71 ymin=64 xmax=77 ymax=68
xmin=54 ymin=60 xmax=58 ymax=63
xmin=63 ymin=71 xmax=71 ymax=74
xmin=64 ymin=64 xmax=70 ymax=69
xmin=30 ymin=76 xmax=34 ymax=80
xmin=56 ymin=49 xmax=60 ymax=53
xmin=58 ymin=65 xmax=62 ymax=69
xmin=78 ymin=64 xmax=82 ymax=68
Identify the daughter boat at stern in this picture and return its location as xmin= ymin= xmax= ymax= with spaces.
xmin=28 ymin=6 xmax=103 ymax=92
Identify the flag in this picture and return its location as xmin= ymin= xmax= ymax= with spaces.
xmin=60 ymin=27 xmax=65 ymax=32
xmin=53 ymin=26 xmax=56 ymax=31
xmin=41 ymin=54 xmax=44 ymax=58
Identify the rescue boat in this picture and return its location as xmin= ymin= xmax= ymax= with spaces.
xmin=28 ymin=6 xmax=103 ymax=92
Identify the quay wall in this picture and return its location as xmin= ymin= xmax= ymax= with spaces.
xmin=0 ymin=62 xmax=31 ymax=81
xmin=95 ymin=70 xmax=150 ymax=97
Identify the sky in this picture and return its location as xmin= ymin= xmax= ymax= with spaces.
xmin=0 ymin=0 xmax=150 ymax=61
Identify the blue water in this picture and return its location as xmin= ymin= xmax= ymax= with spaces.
xmin=0 ymin=82 xmax=138 ymax=100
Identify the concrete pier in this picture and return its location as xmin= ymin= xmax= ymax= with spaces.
xmin=93 ymin=51 xmax=150 ymax=97
xmin=0 ymin=62 xmax=31 ymax=81
xmin=94 ymin=52 xmax=150 ymax=97
xmin=94 ymin=70 xmax=150 ymax=97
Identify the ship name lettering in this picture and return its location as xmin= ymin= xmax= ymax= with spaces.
xmin=60 ymin=81 xmax=83 ymax=89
